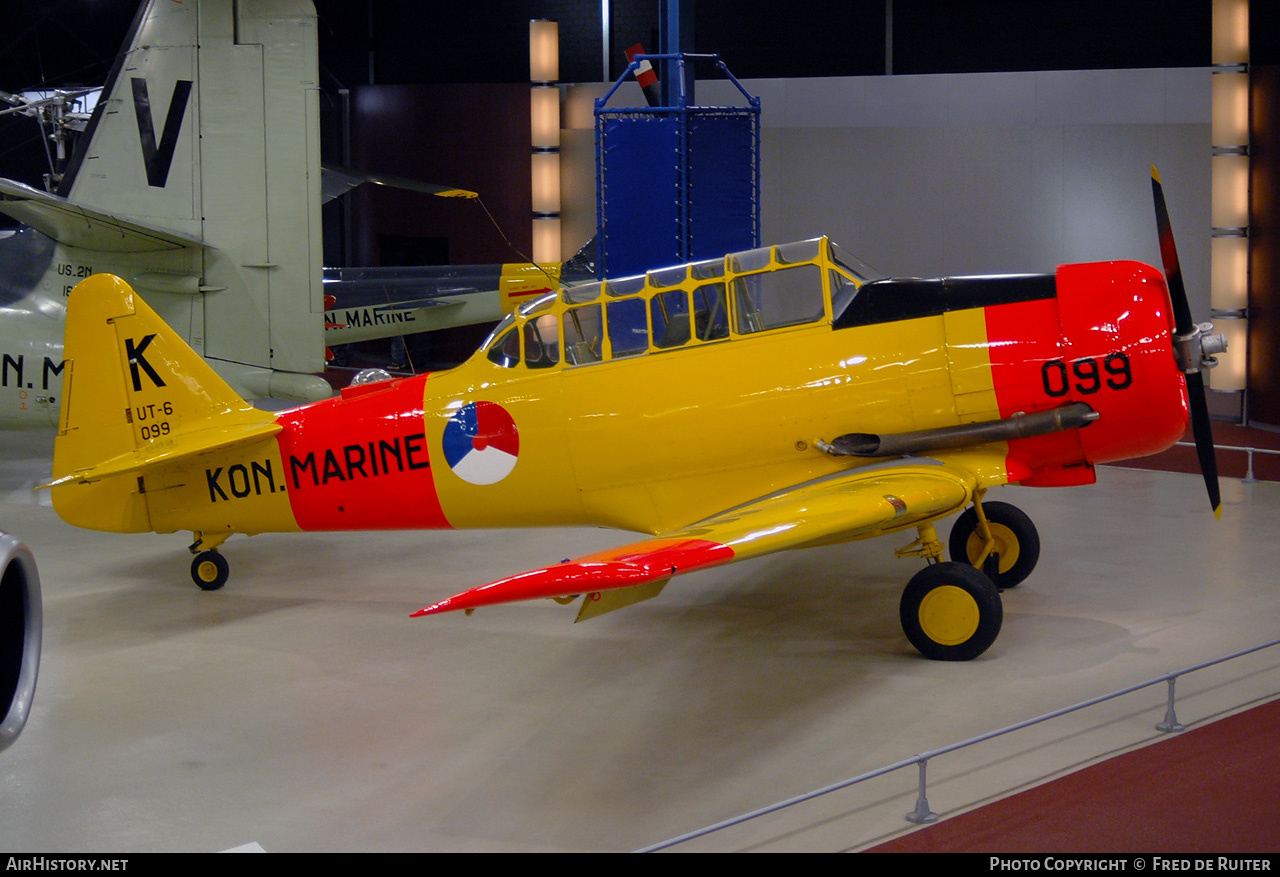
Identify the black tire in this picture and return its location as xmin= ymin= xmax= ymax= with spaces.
xmin=948 ymin=501 xmax=1040 ymax=589
xmin=899 ymin=562 xmax=1003 ymax=661
xmin=190 ymin=551 xmax=229 ymax=591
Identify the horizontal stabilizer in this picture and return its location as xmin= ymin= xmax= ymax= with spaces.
xmin=40 ymin=420 xmax=281 ymax=489
xmin=0 ymin=178 xmax=204 ymax=252
xmin=320 ymin=165 xmax=478 ymax=204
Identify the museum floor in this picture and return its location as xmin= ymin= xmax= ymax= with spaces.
xmin=1 ymin=430 xmax=1277 ymax=852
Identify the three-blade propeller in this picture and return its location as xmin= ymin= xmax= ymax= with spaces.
xmin=1151 ymin=167 xmax=1223 ymax=519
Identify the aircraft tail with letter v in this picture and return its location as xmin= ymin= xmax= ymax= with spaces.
xmin=0 ymin=0 xmax=330 ymax=424
xmin=59 ymin=0 xmax=326 ymax=388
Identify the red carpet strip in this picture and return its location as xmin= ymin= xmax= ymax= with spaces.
xmin=867 ymin=698 xmax=1280 ymax=853
xmin=1112 ymin=423 xmax=1280 ymax=483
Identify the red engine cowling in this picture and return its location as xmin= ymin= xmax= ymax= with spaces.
xmin=989 ymin=261 xmax=1188 ymax=485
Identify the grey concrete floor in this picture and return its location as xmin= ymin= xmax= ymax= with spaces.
xmin=1 ymin=430 xmax=1277 ymax=852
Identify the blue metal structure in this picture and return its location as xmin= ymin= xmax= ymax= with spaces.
xmin=595 ymin=54 xmax=760 ymax=279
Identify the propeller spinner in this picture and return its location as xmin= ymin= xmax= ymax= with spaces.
xmin=1151 ymin=166 xmax=1226 ymax=519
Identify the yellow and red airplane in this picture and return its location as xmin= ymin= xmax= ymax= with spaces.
xmin=42 ymin=171 xmax=1223 ymax=661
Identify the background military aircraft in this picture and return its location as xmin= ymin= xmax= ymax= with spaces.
xmin=0 ymin=0 xmax=334 ymax=429
xmin=0 ymin=0 xmax=593 ymax=429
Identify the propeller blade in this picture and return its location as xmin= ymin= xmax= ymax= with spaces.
xmin=1151 ymin=167 xmax=1195 ymax=336
xmin=1186 ymin=371 xmax=1223 ymax=519
xmin=1150 ymin=166 xmax=1222 ymax=518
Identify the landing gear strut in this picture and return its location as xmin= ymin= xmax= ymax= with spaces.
xmin=947 ymin=496 xmax=1040 ymax=590
xmin=893 ymin=491 xmax=1040 ymax=660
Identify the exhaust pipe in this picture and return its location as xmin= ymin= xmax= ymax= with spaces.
xmin=818 ymin=402 xmax=1098 ymax=458
xmin=0 ymin=533 xmax=40 ymax=753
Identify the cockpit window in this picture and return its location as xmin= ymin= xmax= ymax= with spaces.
xmin=564 ymin=304 xmax=603 ymax=365
xmin=481 ymin=311 xmax=518 ymax=352
xmin=828 ymin=240 xmax=883 ymax=283
xmin=604 ymin=274 xmax=645 ymax=297
xmin=651 ymin=289 xmax=691 ymax=349
xmin=728 ymin=245 xmax=774 ymax=273
xmin=479 ymin=239 xmax=876 ymax=371
xmin=647 ymin=264 xmax=688 ymax=288
xmin=518 ymin=292 xmax=557 ymax=317
xmin=524 ymin=314 xmax=560 ymax=368
xmin=607 ymin=298 xmax=648 ymax=358
xmin=690 ymin=256 xmax=725 ymax=281
xmin=830 ymin=269 xmax=859 ymax=318
xmin=487 ymin=325 xmax=521 ymax=368
xmin=776 ymin=239 xmax=822 ymax=264
xmin=563 ymin=282 xmax=603 ymax=305
xmin=694 ymin=282 xmax=729 ymax=341
xmin=732 ymin=264 xmax=825 ymax=334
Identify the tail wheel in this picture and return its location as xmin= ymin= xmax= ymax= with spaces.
xmin=948 ymin=501 xmax=1040 ymax=589
xmin=900 ymin=562 xmax=1003 ymax=661
xmin=191 ymin=551 xmax=229 ymax=591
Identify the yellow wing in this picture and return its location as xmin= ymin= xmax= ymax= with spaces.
xmin=415 ymin=449 xmax=1011 ymax=620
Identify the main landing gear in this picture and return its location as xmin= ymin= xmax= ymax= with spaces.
xmin=894 ymin=492 xmax=1041 ymax=660
xmin=189 ymin=532 xmax=231 ymax=591
xmin=900 ymin=562 xmax=1003 ymax=661
xmin=947 ymin=500 xmax=1040 ymax=589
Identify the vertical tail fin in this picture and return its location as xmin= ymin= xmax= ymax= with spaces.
xmin=49 ymin=274 xmax=279 ymax=533
xmin=58 ymin=0 xmax=326 ymax=384
xmin=57 ymin=0 xmax=200 ymax=228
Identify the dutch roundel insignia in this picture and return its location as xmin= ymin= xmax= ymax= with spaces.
xmin=442 ymin=401 xmax=520 ymax=485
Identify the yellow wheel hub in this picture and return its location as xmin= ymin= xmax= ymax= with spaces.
xmin=196 ymin=560 xmax=220 ymax=583
xmin=917 ymin=585 xmax=981 ymax=646
xmin=966 ymin=522 xmax=1020 ymax=573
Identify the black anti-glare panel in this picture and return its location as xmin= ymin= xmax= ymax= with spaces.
xmin=834 ymin=273 xmax=1057 ymax=329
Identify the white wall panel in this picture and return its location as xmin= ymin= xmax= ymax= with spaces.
xmin=572 ymin=69 xmax=1210 ymax=315
xmin=740 ymin=69 xmax=1211 ymax=320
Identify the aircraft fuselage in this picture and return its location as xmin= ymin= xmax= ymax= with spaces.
xmin=0 ymin=227 xmax=201 ymax=428
xmin=52 ymin=239 xmax=1189 ymax=546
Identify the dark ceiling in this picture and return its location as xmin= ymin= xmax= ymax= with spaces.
xmin=0 ymin=0 xmax=1228 ymax=188
xmin=0 ymin=1 xmax=1218 ymax=95
xmin=7 ymin=0 xmax=1277 ymax=233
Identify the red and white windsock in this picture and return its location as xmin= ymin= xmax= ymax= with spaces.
xmin=625 ymin=43 xmax=662 ymax=107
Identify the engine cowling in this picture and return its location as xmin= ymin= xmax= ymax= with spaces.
xmin=0 ymin=533 xmax=40 ymax=753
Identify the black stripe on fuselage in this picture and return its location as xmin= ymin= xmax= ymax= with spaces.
xmin=833 ymin=273 xmax=1057 ymax=329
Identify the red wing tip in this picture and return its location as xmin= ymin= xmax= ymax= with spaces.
xmin=413 ymin=599 xmax=479 ymax=617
